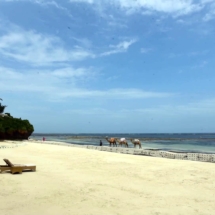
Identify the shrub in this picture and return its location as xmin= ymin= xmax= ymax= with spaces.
xmin=0 ymin=117 xmax=34 ymax=140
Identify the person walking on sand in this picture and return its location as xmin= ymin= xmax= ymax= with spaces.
xmin=99 ymin=140 xmax=103 ymax=146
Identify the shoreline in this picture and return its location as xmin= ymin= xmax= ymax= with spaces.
xmin=3 ymin=139 xmax=213 ymax=163
xmin=31 ymin=134 xmax=215 ymax=141
xmin=29 ymin=135 xmax=215 ymax=154
xmin=1 ymin=140 xmax=215 ymax=215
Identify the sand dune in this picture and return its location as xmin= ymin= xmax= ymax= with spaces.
xmin=0 ymin=141 xmax=215 ymax=215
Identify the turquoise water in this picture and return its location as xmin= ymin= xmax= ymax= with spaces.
xmin=30 ymin=133 xmax=215 ymax=154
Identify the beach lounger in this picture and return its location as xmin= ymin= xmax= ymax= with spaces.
xmin=1 ymin=159 xmax=36 ymax=174
xmin=0 ymin=164 xmax=11 ymax=173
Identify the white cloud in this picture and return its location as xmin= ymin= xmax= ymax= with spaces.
xmin=2 ymin=0 xmax=214 ymax=22
xmin=203 ymin=3 xmax=215 ymax=21
xmin=188 ymin=50 xmax=208 ymax=56
xmin=101 ymin=39 xmax=136 ymax=56
xmin=201 ymin=0 xmax=214 ymax=4
xmin=203 ymin=12 xmax=215 ymax=21
xmin=169 ymin=50 xmax=208 ymax=58
xmin=108 ymin=20 xmax=128 ymax=28
xmin=192 ymin=60 xmax=208 ymax=69
xmin=1 ymin=0 xmax=204 ymax=16
xmin=176 ymin=19 xmax=185 ymax=23
xmin=0 ymin=23 xmax=137 ymax=65
xmin=0 ymin=67 xmax=173 ymax=100
xmin=57 ymin=88 xmax=173 ymax=99
xmin=71 ymin=37 xmax=92 ymax=49
xmin=58 ymin=98 xmax=215 ymax=120
xmin=52 ymin=67 xmax=89 ymax=78
xmin=140 ymin=47 xmax=152 ymax=54
xmin=71 ymin=0 xmax=94 ymax=3
xmin=0 ymin=29 xmax=95 ymax=66
xmin=0 ymin=66 xmax=94 ymax=95
xmin=69 ymin=0 xmax=203 ymax=16
xmin=135 ymin=98 xmax=215 ymax=115
xmin=0 ymin=0 xmax=73 ymax=17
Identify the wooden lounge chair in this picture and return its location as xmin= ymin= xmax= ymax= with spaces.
xmin=1 ymin=159 xmax=36 ymax=174
xmin=0 ymin=164 xmax=11 ymax=173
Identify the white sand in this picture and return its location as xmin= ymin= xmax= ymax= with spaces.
xmin=0 ymin=141 xmax=215 ymax=215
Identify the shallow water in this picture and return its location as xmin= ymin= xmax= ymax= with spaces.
xmin=30 ymin=133 xmax=215 ymax=154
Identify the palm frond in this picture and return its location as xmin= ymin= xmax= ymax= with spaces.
xmin=0 ymin=103 xmax=7 ymax=114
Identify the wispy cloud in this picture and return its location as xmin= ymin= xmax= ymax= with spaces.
xmin=52 ymin=67 xmax=90 ymax=78
xmin=0 ymin=29 xmax=95 ymax=66
xmin=0 ymin=66 xmax=95 ymax=94
xmin=0 ymin=0 xmax=73 ymax=18
xmin=133 ymin=98 xmax=215 ymax=115
xmin=188 ymin=50 xmax=209 ymax=56
xmin=5 ymin=0 xmax=207 ymax=18
xmin=101 ymin=39 xmax=136 ymax=56
xmin=140 ymin=47 xmax=152 ymax=54
xmin=203 ymin=2 xmax=215 ymax=21
xmin=0 ymin=19 xmax=138 ymax=66
xmin=57 ymin=88 xmax=173 ymax=99
xmin=69 ymin=0 xmax=203 ymax=16
xmin=168 ymin=50 xmax=209 ymax=58
xmin=2 ymin=0 xmax=215 ymax=23
xmin=191 ymin=60 xmax=208 ymax=69
xmin=60 ymin=97 xmax=215 ymax=118
xmin=0 ymin=66 xmax=173 ymax=100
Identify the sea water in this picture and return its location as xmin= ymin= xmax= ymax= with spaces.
xmin=30 ymin=133 xmax=215 ymax=154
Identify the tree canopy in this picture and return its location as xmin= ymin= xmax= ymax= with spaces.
xmin=0 ymin=103 xmax=7 ymax=114
xmin=0 ymin=98 xmax=34 ymax=140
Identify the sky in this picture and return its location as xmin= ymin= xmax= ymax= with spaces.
xmin=0 ymin=0 xmax=215 ymax=133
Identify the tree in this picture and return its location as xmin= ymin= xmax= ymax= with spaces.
xmin=0 ymin=98 xmax=34 ymax=140
xmin=0 ymin=98 xmax=7 ymax=114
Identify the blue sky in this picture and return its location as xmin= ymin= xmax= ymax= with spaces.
xmin=0 ymin=0 xmax=215 ymax=133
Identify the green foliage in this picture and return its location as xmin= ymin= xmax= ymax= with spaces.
xmin=0 ymin=98 xmax=34 ymax=140
xmin=0 ymin=103 xmax=7 ymax=114
xmin=0 ymin=117 xmax=34 ymax=140
xmin=4 ymin=113 xmax=11 ymax=117
xmin=0 ymin=123 xmax=5 ymax=132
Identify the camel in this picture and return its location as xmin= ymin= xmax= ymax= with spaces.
xmin=130 ymin=139 xmax=142 ymax=148
xmin=105 ymin=137 xmax=117 ymax=147
xmin=116 ymin=138 xmax=128 ymax=148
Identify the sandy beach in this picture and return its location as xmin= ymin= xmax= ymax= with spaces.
xmin=0 ymin=141 xmax=215 ymax=215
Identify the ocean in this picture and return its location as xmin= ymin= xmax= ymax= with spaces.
xmin=30 ymin=133 xmax=215 ymax=154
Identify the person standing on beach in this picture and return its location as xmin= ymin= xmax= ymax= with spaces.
xmin=43 ymin=137 xmax=46 ymax=141
xmin=99 ymin=140 xmax=103 ymax=146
